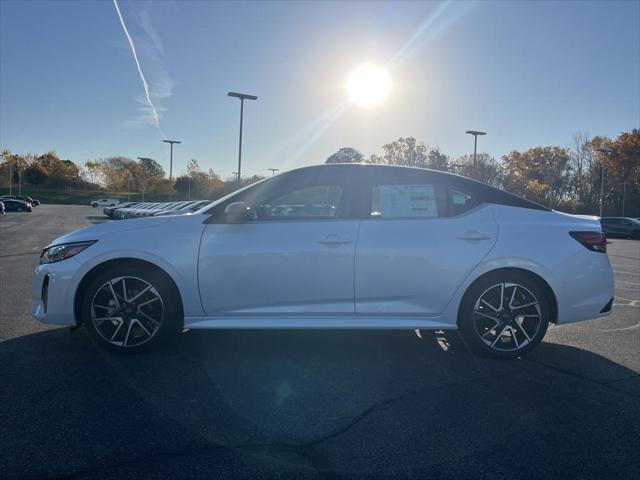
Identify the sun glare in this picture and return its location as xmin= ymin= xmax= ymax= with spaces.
xmin=346 ymin=64 xmax=391 ymax=109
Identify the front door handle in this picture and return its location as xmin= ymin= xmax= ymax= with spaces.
xmin=456 ymin=231 xmax=492 ymax=241
xmin=317 ymin=234 xmax=352 ymax=246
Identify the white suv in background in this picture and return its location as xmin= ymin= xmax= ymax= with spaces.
xmin=91 ymin=199 xmax=119 ymax=207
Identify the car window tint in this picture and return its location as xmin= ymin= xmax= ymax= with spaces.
xmin=448 ymin=188 xmax=477 ymax=216
xmin=370 ymin=184 xmax=438 ymax=218
xmin=253 ymin=185 xmax=342 ymax=220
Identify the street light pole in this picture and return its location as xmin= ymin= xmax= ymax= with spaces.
xmin=162 ymin=140 xmax=181 ymax=201
xmin=597 ymin=148 xmax=612 ymax=217
xmin=465 ymin=130 xmax=487 ymax=170
xmin=268 ymin=168 xmax=280 ymax=176
xmin=228 ymin=92 xmax=257 ymax=185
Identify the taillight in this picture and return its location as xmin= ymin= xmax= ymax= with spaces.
xmin=570 ymin=231 xmax=607 ymax=253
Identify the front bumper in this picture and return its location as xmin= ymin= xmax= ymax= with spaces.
xmin=31 ymin=257 xmax=82 ymax=326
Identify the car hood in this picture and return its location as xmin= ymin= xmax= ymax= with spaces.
xmin=46 ymin=216 xmax=173 ymax=248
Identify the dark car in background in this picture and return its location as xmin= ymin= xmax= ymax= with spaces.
xmin=1 ymin=194 xmax=40 ymax=206
xmin=2 ymin=199 xmax=32 ymax=212
xmin=16 ymin=195 xmax=39 ymax=206
xmin=600 ymin=217 xmax=640 ymax=239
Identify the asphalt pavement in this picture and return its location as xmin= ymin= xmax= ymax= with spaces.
xmin=1 ymin=205 xmax=639 ymax=479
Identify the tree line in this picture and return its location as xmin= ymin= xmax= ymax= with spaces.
xmin=326 ymin=129 xmax=640 ymax=216
xmin=1 ymin=128 xmax=638 ymax=215
xmin=0 ymin=151 xmax=264 ymax=201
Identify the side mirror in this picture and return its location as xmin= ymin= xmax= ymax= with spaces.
xmin=224 ymin=202 xmax=252 ymax=222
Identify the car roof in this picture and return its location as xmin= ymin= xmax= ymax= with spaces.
xmin=285 ymin=163 xmax=550 ymax=212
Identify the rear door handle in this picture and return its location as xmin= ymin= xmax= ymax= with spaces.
xmin=456 ymin=231 xmax=492 ymax=241
xmin=317 ymin=234 xmax=352 ymax=246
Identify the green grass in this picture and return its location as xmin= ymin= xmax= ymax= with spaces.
xmin=0 ymin=187 xmax=171 ymax=205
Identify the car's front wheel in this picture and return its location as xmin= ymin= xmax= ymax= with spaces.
xmin=459 ymin=272 xmax=550 ymax=358
xmin=81 ymin=264 xmax=182 ymax=352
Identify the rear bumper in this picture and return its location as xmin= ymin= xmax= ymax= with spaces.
xmin=554 ymin=250 xmax=615 ymax=325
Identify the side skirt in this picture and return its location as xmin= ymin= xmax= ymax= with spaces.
xmin=183 ymin=316 xmax=457 ymax=330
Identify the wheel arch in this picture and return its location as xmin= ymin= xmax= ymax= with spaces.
xmin=457 ymin=267 xmax=558 ymax=327
xmin=73 ymin=258 xmax=184 ymax=327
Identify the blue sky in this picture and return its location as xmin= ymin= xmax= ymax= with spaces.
xmin=1 ymin=0 xmax=638 ymax=178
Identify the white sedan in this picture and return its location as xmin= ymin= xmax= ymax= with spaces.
xmin=32 ymin=164 xmax=614 ymax=357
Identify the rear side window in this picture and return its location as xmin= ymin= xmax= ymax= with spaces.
xmin=370 ymin=184 xmax=439 ymax=218
xmin=447 ymin=188 xmax=477 ymax=216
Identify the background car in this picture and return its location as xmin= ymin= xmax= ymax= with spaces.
xmin=2 ymin=199 xmax=32 ymax=212
xmin=91 ymin=198 xmax=119 ymax=207
xmin=600 ymin=217 xmax=640 ymax=239
xmin=154 ymin=200 xmax=211 ymax=217
xmin=15 ymin=195 xmax=37 ymax=207
xmin=103 ymin=201 xmax=139 ymax=218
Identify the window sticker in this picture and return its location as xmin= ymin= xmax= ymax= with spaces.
xmin=373 ymin=184 xmax=438 ymax=218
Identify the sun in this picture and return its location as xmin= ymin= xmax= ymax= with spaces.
xmin=346 ymin=64 xmax=391 ymax=109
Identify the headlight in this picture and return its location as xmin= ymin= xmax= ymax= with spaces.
xmin=39 ymin=241 xmax=96 ymax=264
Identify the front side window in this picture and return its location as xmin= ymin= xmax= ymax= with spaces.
xmin=253 ymin=185 xmax=342 ymax=220
xmin=370 ymin=184 xmax=438 ymax=218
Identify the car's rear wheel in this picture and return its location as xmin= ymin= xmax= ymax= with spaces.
xmin=459 ymin=272 xmax=550 ymax=358
xmin=81 ymin=265 xmax=182 ymax=352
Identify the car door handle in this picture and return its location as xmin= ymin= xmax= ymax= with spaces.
xmin=456 ymin=231 xmax=492 ymax=241
xmin=317 ymin=235 xmax=352 ymax=246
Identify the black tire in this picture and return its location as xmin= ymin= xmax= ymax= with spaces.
xmin=81 ymin=264 xmax=182 ymax=352
xmin=458 ymin=271 xmax=550 ymax=358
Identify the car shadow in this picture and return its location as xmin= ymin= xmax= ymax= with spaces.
xmin=1 ymin=328 xmax=638 ymax=479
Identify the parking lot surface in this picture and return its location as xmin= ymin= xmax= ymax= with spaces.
xmin=1 ymin=205 xmax=639 ymax=479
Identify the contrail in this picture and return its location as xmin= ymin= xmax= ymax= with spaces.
xmin=112 ymin=0 xmax=164 ymax=137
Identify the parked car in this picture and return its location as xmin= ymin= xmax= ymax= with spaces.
xmin=32 ymin=164 xmax=614 ymax=356
xmin=103 ymin=202 xmax=139 ymax=218
xmin=91 ymin=199 xmax=119 ymax=207
xmin=15 ymin=195 xmax=37 ymax=206
xmin=150 ymin=201 xmax=197 ymax=217
xmin=126 ymin=202 xmax=175 ymax=219
xmin=0 ymin=201 xmax=5 ymax=214
xmin=3 ymin=199 xmax=32 ymax=212
xmin=600 ymin=217 xmax=640 ymax=239
xmin=153 ymin=200 xmax=212 ymax=216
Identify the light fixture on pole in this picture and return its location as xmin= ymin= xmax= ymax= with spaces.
xmin=596 ymin=147 xmax=612 ymax=217
xmin=268 ymin=168 xmax=280 ymax=176
xmin=465 ymin=130 xmax=487 ymax=169
xmin=162 ymin=140 xmax=181 ymax=201
xmin=228 ymin=91 xmax=257 ymax=185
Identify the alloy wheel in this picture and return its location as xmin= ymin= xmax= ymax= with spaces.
xmin=472 ymin=282 xmax=542 ymax=352
xmin=90 ymin=276 xmax=164 ymax=348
